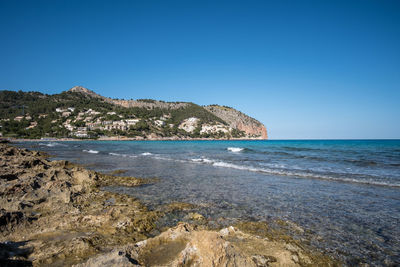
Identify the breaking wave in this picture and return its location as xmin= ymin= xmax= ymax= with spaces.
xmin=83 ymin=149 xmax=99 ymax=154
xmin=109 ymin=152 xmax=137 ymax=158
xmin=39 ymin=142 xmax=67 ymax=147
xmin=227 ymin=147 xmax=245 ymax=152
xmin=187 ymin=157 xmax=400 ymax=188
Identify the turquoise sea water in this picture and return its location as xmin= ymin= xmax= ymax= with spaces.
xmin=20 ymin=140 xmax=400 ymax=265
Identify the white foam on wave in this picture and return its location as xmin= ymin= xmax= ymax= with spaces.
xmin=109 ymin=152 xmax=137 ymax=158
xmin=191 ymin=158 xmax=214 ymax=164
xmin=152 ymin=155 xmax=188 ymax=163
xmin=154 ymin=155 xmax=172 ymax=161
xmin=45 ymin=143 xmax=57 ymax=147
xmin=227 ymin=147 xmax=245 ymax=152
xmin=105 ymin=150 xmax=400 ymax=188
xmin=213 ymin=161 xmax=400 ymax=187
xmin=83 ymin=149 xmax=99 ymax=154
xmin=213 ymin=161 xmax=258 ymax=171
xmin=188 ymin=158 xmax=400 ymax=188
xmin=39 ymin=142 xmax=66 ymax=147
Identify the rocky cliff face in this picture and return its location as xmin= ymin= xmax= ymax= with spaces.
xmin=69 ymin=86 xmax=107 ymax=100
xmin=205 ymin=105 xmax=268 ymax=139
xmin=69 ymin=86 xmax=188 ymax=110
xmin=110 ymin=99 xmax=188 ymax=110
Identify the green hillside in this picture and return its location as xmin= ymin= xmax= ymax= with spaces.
xmin=0 ymin=89 xmax=245 ymax=139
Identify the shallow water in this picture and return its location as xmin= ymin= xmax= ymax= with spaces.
xmin=19 ymin=140 xmax=400 ymax=266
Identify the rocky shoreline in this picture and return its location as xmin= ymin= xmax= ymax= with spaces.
xmin=0 ymin=142 xmax=338 ymax=266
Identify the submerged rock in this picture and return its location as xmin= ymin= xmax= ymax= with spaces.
xmin=184 ymin=212 xmax=206 ymax=222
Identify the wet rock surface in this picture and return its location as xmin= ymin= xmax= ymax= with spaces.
xmin=0 ymin=144 xmax=157 ymax=266
xmin=0 ymin=143 xmax=337 ymax=266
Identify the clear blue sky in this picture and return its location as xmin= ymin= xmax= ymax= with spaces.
xmin=1 ymin=0 xmax=399 ymax=139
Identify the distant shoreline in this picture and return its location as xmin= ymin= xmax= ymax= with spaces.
xmin=6 ymin=137 xmax=400 ymax=142
xmin=8 ymin=136 xmax=268 ymax=142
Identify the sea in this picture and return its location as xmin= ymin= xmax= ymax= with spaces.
xmin=18 ymin=140 xmax=400 ymax=266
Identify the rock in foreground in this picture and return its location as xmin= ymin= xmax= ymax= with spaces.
xmin=78 ymin=222 xmax=337 ymax=267
xmin=0 ymin=143 xmax=158 ymax=266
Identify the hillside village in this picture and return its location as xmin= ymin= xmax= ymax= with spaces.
xmin=0 ymin=87 xmax=268 ymax=140
xmin=3 ymin=108 xmax=239 ymax=139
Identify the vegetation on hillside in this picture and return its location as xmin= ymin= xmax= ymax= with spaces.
xmin=0 ymin=90 xmax=247 ymax=139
